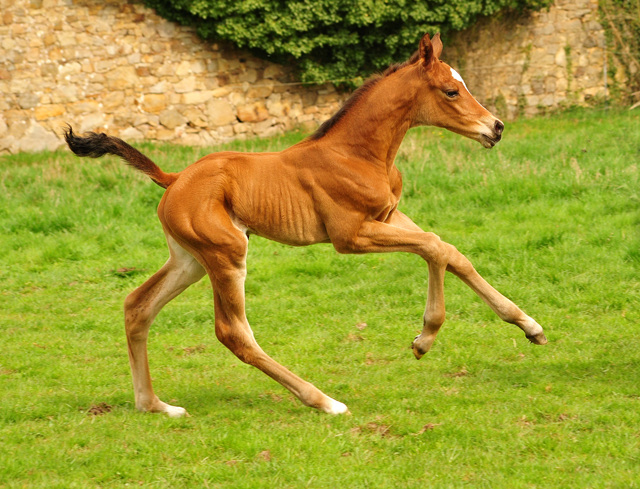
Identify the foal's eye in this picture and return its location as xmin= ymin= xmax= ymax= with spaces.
xmin=445 ymin=90 xmax=459 ymax=98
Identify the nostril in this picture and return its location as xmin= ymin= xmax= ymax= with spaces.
xmin=494 ymin=120 xmax=505 ymax=135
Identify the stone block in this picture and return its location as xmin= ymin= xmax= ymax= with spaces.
xmin=17 ymin=121 xmax=63 ymax=153
xmin=267 ymin=99 xmax=290 ymax=118
xmin=141 ymin=93 xmax=166 ymax=114
xmin=157 ymin=22 xmax=176 ymax=38
xmin=81 ymin=60 xmax=94 ymax=73
xmin=79 ymin=113 xmax=105 ymax=133
xmin=237 ymin=102 xmax=268 ymax=123
xmin=175 ymin=75 xmax=196 ymax=93
xmin=128 ymin=52 xmax=142 ymax=64
xmin=183 ymin=108 xmax=208 ymax=127
xmin=149 ymin=81 xmax=168 ymax=94
xmin=159 ymin=108 xmax=186 ymax=129
xmin=120 ymin=126 xmax=144 ymax=141
xmin=216 ymin=125 xmax=234 ymax=139
xmin=233 ymin=123 xmax=250 ymax=134
xmin=299 ymin=120 xmax=317 ymax=133
xmin=258 ymin=124 xmax=284 ymax=138
xmin=69 ymin=100 xmax=100 ymax=115
xmin=201 ymin=130 xmax=216 ymax=146
xmin=288 ymin=104 xmax=303 ymax=119
xmin=105 ymin=66 xmax=138 ymax=90
xmin=207 ymin=99 xmax=236 ymax=126
xmin=60 ymin=61 xmax=82 ymax=76
xmin=263 ymin=65 xmax=283 ymax=79
xmin=183 ymin=90 xmax=213 ymax=105
xmin=18 ymin=93 xmax=40 ymax=109
xmin=156 ymin=63 xmax=175 ymax=77
xmin=94 ymin=60 xmax=116 ymax=73
xmin=564 ymin=19 xmax=582 ymax=32
xmin=136 ymin=66 xmax=151 ymax=77
xmin=545 ymin=76 xmax=557 ymax=93
xmin=557 ymin=77 xmax=568 ymax=91
xmin=0 ymin=67 xmax=12 ymax=81
xmin=178 ymin=132 xmax=203 ymax=146
xmin=56 ymin=31 xmax=76 ymax=47
xmin=156 ymin=128 xmax=175 ymax=140
xmin=34 ymin=104 xmax=65 ymax=120
xmin=540 ymin=94 xmax=554 ymax=106
xmin=247 ymin=84 xmax=274 ymax=99
xmin=176 ymin=60 xmax=191 ymax=76
xmin=190 ymin=60 xmax=206 ymax=74
xmin=0 ymin=135 xmax=17 ymax=154
xmin=212 ymin=87 xmax=231 ymax=97
xmin=102 ymin=91 xmax=125 ymax=112
xmin=252 ymin=118 xmax=276 ymax=134
xmin=239 ymin=68 xmax=257 ymax=83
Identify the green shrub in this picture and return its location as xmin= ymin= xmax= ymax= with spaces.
xmin=600 ymin=0 xmax=640 ymax=103
xmin=144 ymin=0 xmax=552 ymax=85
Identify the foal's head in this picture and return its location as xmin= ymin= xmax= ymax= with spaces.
xmin=412 ymin=33 xmax=504 ymax=148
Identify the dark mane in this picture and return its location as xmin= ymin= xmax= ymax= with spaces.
xmin=309 ymin=50 xmax=421 ymax=141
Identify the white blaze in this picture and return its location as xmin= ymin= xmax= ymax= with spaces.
xmin=450 ymin=67 xmax=468 ymax=91
xmin=450 ymin=67 xmax=488 ymax=111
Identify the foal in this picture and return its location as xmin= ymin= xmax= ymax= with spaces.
xmin=65 ymin=33 xmax=546 ymax=417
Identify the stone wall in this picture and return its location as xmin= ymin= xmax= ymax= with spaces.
xmin=0 ymin=0 xmax=348 ymax=154
xmin=445 ymin=0 xmax=607 ymax=120
xmin=0 ymin=0 xmax=607 ymax=153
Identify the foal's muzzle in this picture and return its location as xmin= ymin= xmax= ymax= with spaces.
xmin=481 ymin=119 xmax=504 ymax=148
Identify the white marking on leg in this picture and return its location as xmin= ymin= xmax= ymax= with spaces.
xmin=521 ymin=316 xmax=544 ymax=337
xmin=324 ymin=397 xmax=349 ymax=415
xmin=165 ymin=405 xmax=188 ymax=418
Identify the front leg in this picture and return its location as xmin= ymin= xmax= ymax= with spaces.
xmin=331 ymin=212 xmax=547 ymax=356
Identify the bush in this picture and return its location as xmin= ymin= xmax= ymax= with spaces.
xmin=600 ymin=0 xmax=640 ymax=104
xmin=144 ymin=0 xmax=552 ymax=85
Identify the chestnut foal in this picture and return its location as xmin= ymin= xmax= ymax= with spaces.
xmin=65 ymin=33 xmax=546 ymax=417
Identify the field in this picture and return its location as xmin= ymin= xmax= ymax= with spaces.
xmin=1 ymin=108 xmax=639 ymax=488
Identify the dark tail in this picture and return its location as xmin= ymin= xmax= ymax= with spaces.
xmin=63 ymin=126 xmax=178 ymax=189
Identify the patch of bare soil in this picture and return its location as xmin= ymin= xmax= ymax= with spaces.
xmin=87 ymin=403 xmax=112 ymax=416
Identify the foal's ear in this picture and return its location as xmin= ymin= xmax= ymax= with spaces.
xmin=419 ymin=32 xmax=443 ymax=70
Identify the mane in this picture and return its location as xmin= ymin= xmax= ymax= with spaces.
xmin=309 ymin=50 xmax=421 ymax=141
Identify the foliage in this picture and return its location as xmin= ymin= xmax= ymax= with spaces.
xmin=600 ymin=0 xmax=640 ymax=105
xmin=1 ymin=109 xmax=639 ymax=487
xmin=143 ymin=0 xmax=552 ymax=85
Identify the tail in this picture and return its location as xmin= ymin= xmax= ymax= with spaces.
xmin=63 ymin=126 xmax=178 ymax=189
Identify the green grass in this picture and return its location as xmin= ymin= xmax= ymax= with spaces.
xmin=1 ymin=108 xmax=639 ymax=488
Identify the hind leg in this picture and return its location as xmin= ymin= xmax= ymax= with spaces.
xmin=124 ymin=233 xmax=206 ymax=417
xmin=186 ymin=212 xmax=348 ymax=414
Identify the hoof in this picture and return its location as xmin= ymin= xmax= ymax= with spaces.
xmin=163 ymin=405 xmax=189 ymax=418
xmin=141 ymin=400 xmax=189 ymax=418
xmin=411 ymin=334 xmax=433 ymax=360
xmin=323 ymin=397 xmax=349 ymax=415
xmin=412 ymin=345 xmax=426 ymax=360
xmin=526 ymin=332 xmax=548 ymax=345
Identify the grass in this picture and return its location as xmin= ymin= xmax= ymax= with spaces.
xmin=0 ymin=108 xmax=639 ymax=488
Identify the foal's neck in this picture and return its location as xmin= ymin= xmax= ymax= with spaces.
xmin=326 ymin=67 xmax=419 ymax=172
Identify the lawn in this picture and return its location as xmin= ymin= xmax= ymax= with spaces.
xmin=0 ymin=108 xmax=639 ymax=488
